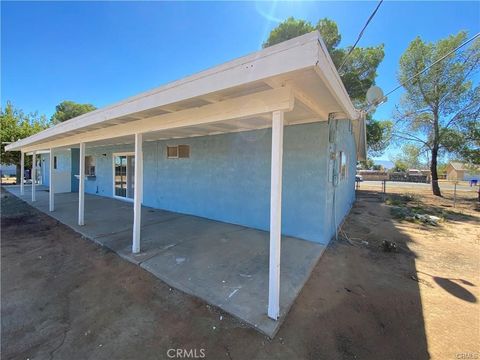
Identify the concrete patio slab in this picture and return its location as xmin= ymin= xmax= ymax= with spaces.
xmin=4 ymin=185 xmax=325 ymax=337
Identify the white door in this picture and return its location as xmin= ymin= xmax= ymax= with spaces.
xmin=113 ymin=154 xmax=135 ymax=199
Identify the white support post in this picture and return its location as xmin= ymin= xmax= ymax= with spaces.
xmin=78 ymin=143 xmax=85 ymax=226
xmin=268 ymin=110 xmax=284 ymax=320
xmin=20 ymin=151 xmax=25 ymax=195
xmin=31 ymin=151 xmax=36 ymax=202
xmin=132 ymin=133 xmax=143 ymax=254
xmin=49 ymin=149 xmax=54 ymax=212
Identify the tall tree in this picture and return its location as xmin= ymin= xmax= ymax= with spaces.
xmin=441 ymin=118 xmax=480 ymax=165
xmin=264 ymin=17 xmax=390 ymax=154
xmin=51 ymin=100 xmax=96 ymax=123
xmin=263 ymin=17 xmax=384 ymax=104
xmin=396 ymin=32 xmax=480 ymax=196
xmin=1 ymin=102 xmax=50 ymax=182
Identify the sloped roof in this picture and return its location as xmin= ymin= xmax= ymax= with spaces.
xmin=449 ymin=162 xmax=480 ymax=171
xmin=6 ymin=31 xmax=366 ymax=158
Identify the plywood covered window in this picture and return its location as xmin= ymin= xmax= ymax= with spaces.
xmin=167 ymin=146 xmax=178 ymax=158
xmin=178 ymin=145 xmax=190 ymax=158
xmin=167 ymin=145 xmax=190 ymax=159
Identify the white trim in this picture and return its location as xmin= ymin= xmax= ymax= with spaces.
xmin=20 ymin=152 xmax=24 ymax=195
xmin=6 ymin=33 xmax=315 ymax=152
xmin=166 ymin=145 xmax=179 ymax=159
xmin=6 ymin=31 xmax=360 ymax=154
xmin=49 ymin=149 xmax=54 ymax=212
xmin=25 ymin=150 xmax=50 ymax=155
xmin=21 ymin=87 xmax=294 ymax=153
xmin=78 ymin=143 xmax=85 ymax=226
xmin=31 ymin=151 xmax=36 ymax=202
xmin=132 ymin=133 xmax=143 ymax=253
xmin=268 ymin=110 xmax=284 ymax=320
xmin=315 ymin=38 xmax=358 ymax=120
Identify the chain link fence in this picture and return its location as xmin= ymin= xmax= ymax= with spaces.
xmin=356 ymin=179 xmax=480 ymax=207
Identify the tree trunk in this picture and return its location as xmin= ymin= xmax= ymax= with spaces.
xmin=430 ymin=145 xmax=442 ymax=197
xmin=15 ymin=163 xmax=21 ymax=186
xmin=431 ymin=109 xmax=442 ymax=197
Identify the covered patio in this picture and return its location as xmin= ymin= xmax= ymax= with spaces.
xmin=6 ymin=185 xmax=324 ymax=336
xmin=6 ymin=32 xmax=365 ymax=337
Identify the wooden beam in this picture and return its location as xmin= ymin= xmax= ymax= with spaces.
xmin=22 ymin=87 xmax=295 ymax=152
xmin=268 ymin=110 xmax=284 ymax=320
xmin=265 ymin=78 xmax=327 ymax=118
xmin=292 ymin=86 xmax=328 ymax=118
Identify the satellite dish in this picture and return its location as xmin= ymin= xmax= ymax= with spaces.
xmin=366 ymin=86 xmax=384 ymax=105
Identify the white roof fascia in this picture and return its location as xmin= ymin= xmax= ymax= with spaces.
xmin=6 ymin=32 xmax=321 ymax=152
xmin=314 ymin=36 xmax=359 ymax=121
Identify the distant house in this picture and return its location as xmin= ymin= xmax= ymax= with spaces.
xmin=446 ymin=162 xmax=480 ymax=181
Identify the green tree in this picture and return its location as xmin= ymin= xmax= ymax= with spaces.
xmin=263 ymin=17 xmax=384 ymax=104
xmin=51 ymin=100 xmax=96 ymax=123
xmin=392 ymin=159 xmax=408 ymax=173
xmin=263 ymin=17 xmax=316 ymax=48
xmin=437 ymin=162 xmax=448 ymax=176
xmin=395 ymin=31 xmax=480 ymax=196
xmin=1 ymin=102 xmax=50 ymax=182
xmin=392 ymin=144 xmax=424 ymax=170
xmin=264 ymin=17 xmax=391 ymax=155
xmin=358 ymin=158 xmax=375 ymax=170
xmin=441 ymin=119 xmax=480 ymax=165
xmin=366 ymin=117 xmax=393 ymax=157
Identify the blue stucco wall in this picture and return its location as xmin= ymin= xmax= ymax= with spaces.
xmin=43 ymin=122 xmax=357 ymax=244
xmin=40 ymin=150 xmax=73 ymax=192
xmin=324 ymin=119 xmax=357 ymax=241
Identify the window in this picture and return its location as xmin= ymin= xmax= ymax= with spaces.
xmin=85 ymin=156 xmax=96 ymax=176
xmin=53 ymin=156 xmax=57 ymax=170
xmin=167 ymin=145 xmax=190 ymax=159
xmin=339 ymin=151 xmax=347 ymax=180
xmin=178 ymin=145 xmax=190 ymax=158
xmin=167 ymin=146 xmax=178 ymax=158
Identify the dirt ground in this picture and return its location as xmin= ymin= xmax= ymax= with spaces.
xmin=1 ymin=186 xmax=479 ymax=360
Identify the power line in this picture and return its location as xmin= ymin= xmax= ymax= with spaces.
xmin=381 ymin=32 xmax=480 ymax=101
xmin=338 ymin=0 xmax=384 ymax=72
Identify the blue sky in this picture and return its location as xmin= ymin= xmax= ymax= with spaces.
xmin=2 ymin=1 xmax=479 ymax=161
